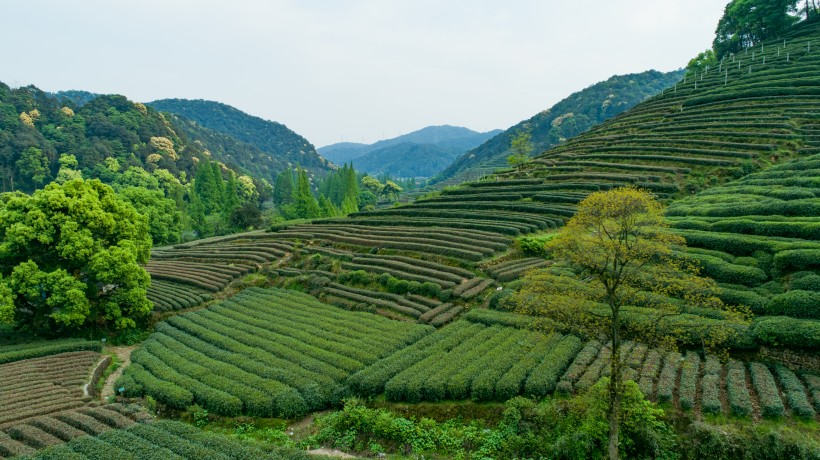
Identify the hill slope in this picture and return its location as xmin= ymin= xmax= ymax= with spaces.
xmin=430 ymin=69 xmax=686 ymax=187
xmin=0 ymin=83 xmax=261 ymax=194
xmin=148 ymin=99 xmax=331 ymax=183
xmin=320 ymin=125 xmax=501 ymax=177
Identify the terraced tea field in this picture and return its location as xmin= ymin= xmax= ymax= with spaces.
xmin=4 ymin=418 xmax=316 ymax=460
xmin=0 ymin=351 xmax=102 ymax=428
xmin=118 ymin=288 xmax=432 ymax=417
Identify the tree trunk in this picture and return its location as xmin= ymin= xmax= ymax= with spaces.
xmin=608 ymin=304 xmax=621 ymax=460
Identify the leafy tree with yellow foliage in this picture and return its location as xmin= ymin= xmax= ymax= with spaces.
xmin=513 ymin=187 xmax=747 ymax=460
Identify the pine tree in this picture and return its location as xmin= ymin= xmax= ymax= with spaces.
xmin=223 ymin=172 xmax=240 ymax=213
xmin=273 ymin=168 xmax=295 ymax=206
xmin=318 ymin=195 xmax=339 ymax=217
xmin=292 ymin=168 xmax=320 ymax=218
xmin=194 ymin=158 xmax=220 ymax=214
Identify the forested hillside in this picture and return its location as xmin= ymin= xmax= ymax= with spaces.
xmin=431 ymin=69 xmax=686 ymax=187
xmin=320 ymin=125 xmax=501 ymax=177
xmin=148 ymin=99 xmax=331 ymax=183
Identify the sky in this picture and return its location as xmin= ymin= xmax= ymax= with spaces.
xmin=1 ymin=0 xmax=727 ymax=148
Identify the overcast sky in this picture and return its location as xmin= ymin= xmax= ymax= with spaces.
xmin=2 ymin=0 xmax=727 ymax=147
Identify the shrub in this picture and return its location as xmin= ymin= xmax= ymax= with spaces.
xmin=751 ymin=316 xmax=820 ymax=349
xmin=764 ymin=290 xmax=820 ymax=319
xmin=749 ymin=363 xmax=785 ymax=418
xmin=679 ymin=352 xmax=700 ymax=411
xmin=726 ymin=360 xmax=753 ymax=417
xmin=655 ymin=352 xmax=681 ymax=404
xmin=774 ymin=365 xmax=816 ymax=418
xmin=791 ymin=272 xmax=820 ymax=292
xmin=773 ymin=249 xmax=820 ymax=274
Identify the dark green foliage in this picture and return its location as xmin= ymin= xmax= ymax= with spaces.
xmin=749 ymin=363 xmax=785 ymax=418
xmin=148 ymin=98 xmax=330 ymax=184
xmin=713 ymin=0 xmax=801 ymax=58
xmin=0 ymin=338 xmax=102 ymax=364
xmin=683 ymin=421 xmax=820 ymax=460
xmin=765 ymin=290 xmax=820 ymax=318
xmin=791 ymin=271 xmax=820 ymax=291
xmin=750 ymin=316 xmax=820 ymax=349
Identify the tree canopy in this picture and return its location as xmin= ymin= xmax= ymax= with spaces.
xmin=713 ymin=0 xmax=801 ymax=58
xmin=0 ymin=179 xmax=152 ymax=333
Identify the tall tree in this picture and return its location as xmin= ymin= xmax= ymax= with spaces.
xmin=292 ymin=168 xmax=320 ymax=219
xmin=713 ymin=0 xmax=800 ymax=58
xmin=507 ymin=129 xmax=533 ymax=172
xmin=513 ymin=187 xmax=747 ymax=460
xmin=223 ymin=172 xmax=240 ymax=213
xmin=194 ymin=158 xmax=221 ymax=214
xmin=273 ymin=168 xmax=295 ymax=207
xmin=15 ymin=147 xmax=50 ymax=190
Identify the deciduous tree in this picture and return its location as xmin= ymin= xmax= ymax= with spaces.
xmin=513 ymin=187 xmax=747 ymax=460
xmin=0 ymin=179 xmax=152 ymax=333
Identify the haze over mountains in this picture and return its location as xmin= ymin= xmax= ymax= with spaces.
xmin=431 ymin=69 xmax=686 ymax=186
xmin=320 ymin=125 xmax=502 ymax=177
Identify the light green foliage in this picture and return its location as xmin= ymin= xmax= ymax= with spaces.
xmin=507 ymin=128 xmax=532 ymax=171
xmin=55 ymin=153 xmax=82 ymax=183
xmin=0 ymin=179 xmax=152 ymax=333
xmin=686 ymin=49 xmax=717 ymax=77
xmin=116 ymin=186 xmax=182 ymax=246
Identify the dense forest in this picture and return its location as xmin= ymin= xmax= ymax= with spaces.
xmin=148 ymin=99 xmax=331 ymax=184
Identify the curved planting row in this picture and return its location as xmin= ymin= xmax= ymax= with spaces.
xmin=268 ymin=225 xmax=503 ymax=261
xmin=485 ymin=257 xmax=551 ymax=282
xmin=0 ymin=404 xmax=146 ymax=458
xmin=0 ymin=352 xmax=101 ymax=428
xmin=346 ymin=319 xmax=581 ymax=403
xmin=7 ymin=418 xmax=317 ymax=460
xmin=145 ymin=260 xmax=251 ymax=292
xmin=0 ymin=340 xmax=102 ymax=365
xmin=146 ymin=280 xmax=212 ymax=312
xmin=319 ymin=283 xmax=434 ymax=319
xmin=667 ymin=154 xmax=820 ymax=323
xmin=119 ymin=288 xmax=432 ymax=417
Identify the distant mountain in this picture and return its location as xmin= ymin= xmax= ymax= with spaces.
xmin=148 ymin=99 xmax=331 ymax=183
xmin=318 ymin=142 xmax=370 ymax=164
xmin=320 ymin=125 xmax=502 ymax=177
xmin=430 ymin=69 xmax=686 ymax=186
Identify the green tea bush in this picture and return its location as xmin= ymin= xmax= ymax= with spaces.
xmin=749 ymin=363 xmax=785 ymax=418
xmin=750 ymin=316 xmax=820 ymax=349
xmin=791 ymin=272 xmax=820 ymax=292
xmin=774 ymin=366 xmax=816 ymax=418
xmin=679 ymin=351 xmax=700 ymax=411
xmin=764 ymin=290 xmax=820 ymax=319
xmin=726 ymin=360 xmax=753 ymax=417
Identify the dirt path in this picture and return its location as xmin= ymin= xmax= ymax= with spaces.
xmin=101 ymin=345 xmax=137 ymax=400
xmin=307 ymin=448 xmax=357 ymax=459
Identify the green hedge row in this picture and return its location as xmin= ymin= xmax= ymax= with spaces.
xmin=774 ymin=365 xmax=816 ymax=418
xmin=749 ymin=363 xmax=785 ymax=418
xmin=0 ymin=339 xmax=102 ymax=365
xmin=726 ymin=360 xmax=753 ymax=416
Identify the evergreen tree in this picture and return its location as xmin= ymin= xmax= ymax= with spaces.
xmin=318 ymin=194 xmax=339 ymax=217
xmin=211 ymin=161 xmax=225 ymax=200
xmin=273 ymin=168 xmax=295 ymax=206
xmin=292 ymin=168 xmax=320 ymax=218
xmin=194 ymin=158 xmax=220 ymax=214
xmin=223 ymin=172 xmax=240 ymax=213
